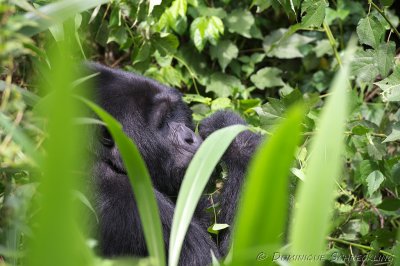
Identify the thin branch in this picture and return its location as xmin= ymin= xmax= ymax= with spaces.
xmin=369 ymin=0 xmax=400 ymax=39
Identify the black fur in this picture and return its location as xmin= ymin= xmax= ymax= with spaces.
xmin=86 ymin=63 xmax=261 ymax=265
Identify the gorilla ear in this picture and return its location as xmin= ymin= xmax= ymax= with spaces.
xmin=99 ymin=126 xmax=114 ymax=147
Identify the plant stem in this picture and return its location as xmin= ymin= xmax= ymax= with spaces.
xmin=369 ymin=0 xmax=400 ymax=39
xmin=323 ymin=21 xmax=342 ymax=67
xmin=327 ymin=237 xmax=394 ymax=257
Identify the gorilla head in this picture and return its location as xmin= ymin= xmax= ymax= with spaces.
xmin=88 ymin=63 xmax=201 ymax=196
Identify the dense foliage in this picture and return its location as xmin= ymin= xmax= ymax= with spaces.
xmin=1 ymin=0 xmax=400 ymax=265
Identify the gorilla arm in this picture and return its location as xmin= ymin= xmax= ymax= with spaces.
xmin=199 ymin=111 xmax=262 ymax=255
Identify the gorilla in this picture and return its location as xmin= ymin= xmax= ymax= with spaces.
xmin=86 ymin=63 xmax=261 ymax=265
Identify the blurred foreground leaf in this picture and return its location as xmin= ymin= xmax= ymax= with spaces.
xmin=169 ymin=125 xmax=247 ymax=266
xmin=289 ymin=42 xmax=355 ymax=266
xmin=230 ymin=105 xmax=304 ymax=265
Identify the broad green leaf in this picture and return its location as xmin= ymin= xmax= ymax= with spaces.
xmin=250 ymin=67 xmax=284 ymax=89
xmin=133 ymin=41 xmax=152 ymax=65
xmin=206 ymin=73 xmax=244 ymax=98
xmin=375 ymin=66 xmax=400 ymax=102
xmin=393 ymin=229 xmax=400 ymax=266
xmin=251 ymin=0 xmax=273 ymax=13
xmin=168 ymin=125 xmax=247 ymax=266
xmin=383 ymin=123 xmax=400 ymax=143
xmin=377 ymin=198 xmax=400 ymax=211
xmin=301 ymin=0 xmax=328 ymax=28
xmin=289 ymin=42 xmax=354 ymax=266
xmin=263 ymin=29 xmax=315 ymax=58
xmin=257 ymin=99 xmax=286 ymax=131
xmin=225 ymin=9 xmax=254 ymax=38
xmin=210 ymin=40 xmax=238 ymax=72
xmin=366 ymin=170 xmax=385 ymax=196
xmin=211 ymin=97 xmax=231 ymax=111
xmin=208 ymin=223 xmax=230 ymax=234
xmin=151 ymin=33 xmax=179 ymax=56
xmin=196 ymin=6 xmax=227 ymax=18
xmin=314 ymin=39 xmax=333 ymax=57
xmin=20 ymin=0 xmax=109 ymax=36
xmin=351 ymin=49 xmax=379 ymax=83
xmin=149 ymin=0 xmax=162 ymax=14
xmin=231 ymin=105 xmax=304 ymax=265
xmin=79 ymin=98 xmax=166 ymax=266
xmin=276 ymin=0 xmax=300 ymax=17
xmin=375 ymin=41 xmax=396 ymax=77
xmin=190 ymin=16 xmax=224 ymax=51
xmin=356 ymin=16 xmax=385 ymax=49
xmin=162 ymin=0 xmax=188 ymax=34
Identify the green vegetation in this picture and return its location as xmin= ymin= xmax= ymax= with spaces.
xmin=1 ymin=0 xmax=400 ymax=265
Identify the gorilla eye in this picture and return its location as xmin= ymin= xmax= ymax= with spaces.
xmin=152 ymin=102 xmax=172 ymax=128
xmin=99 ymin=126 xmax=114 ymax=147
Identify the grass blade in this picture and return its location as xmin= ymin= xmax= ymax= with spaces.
xmin=168 ymin=125 xmax=247 ymax=266
xmin=79 ymin=98 xmax=166 ymax=266
xmin=19 ymin=0 xmax=109 ymax=37
xmin=230 ymin=105 xmax=304 ymax=265
xmin=289 ymin=43 xmax=356 ymax=266
xmin=26 ymin=40 xmax=92 ymax=266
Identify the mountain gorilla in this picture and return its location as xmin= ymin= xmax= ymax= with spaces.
xmin=86 ymin=63 xmax=261 ymax=265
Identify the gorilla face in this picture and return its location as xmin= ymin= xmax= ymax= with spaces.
xmin=88 ymin=63 xmax=201 ymax=195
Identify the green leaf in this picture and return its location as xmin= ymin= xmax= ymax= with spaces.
xmin=351 ymin=125 xmax=370 ymax=135
xmin=168 ymin=125 xmax=247 ymax=266
xmin=356 ymin=16 xmax=385 ymax=49
xmin=366 ymin=170 xmax=385 ymax=197
xmin=351 ymin=49 xmax=379 ymax=83
xmin=375 ymin=41 xmax=396 ymax=77
xmin=151 ymin=33 xmax=179 ymax=56
xmin=250 ymin=67 xmax=284 ymax=89
xmin=206 ymin=73 xmax=244 ymax=97
xmin=149 ymin=0 xmax=162 ymax=14
xmin=79 ymin=98 xmax=166 ymax=266
xmin=231 ymin=105 xmax=304 ymax=264
xmin=133 ymin=41 xmax=152 ymax=65
xmin=289 ymin=42 xmax=354 ymax=266
xmin=211 ymin=97 xmax=231 ymax=111
xmin=208 ymin=223 xmax=230 ymax=234
xmin=377 ymin=198 xmax=400 ymax=211
xmin=374 ymin=66 xmax=400 ymax=102
xmin=210 ymin=40 xmax=238 ymax=71
xmin=158 ymin=0 xmax=187 ymax=34
xmin=251 ymin=0 xmax=273 ymax=13
xmin=383 ymin=123 xmax=400 ymax=143
xmin=263 ymin=29 xmax=315 ymax=59
xmin=225 ymin=9 xmax=254 ymax=38
xmin=20 ymin=0 xmax=110 ymax=37
xmin=301 ymin=0 xmax=328 ymax=28
xmin=190 ymin=16 xmax=224 ymax=51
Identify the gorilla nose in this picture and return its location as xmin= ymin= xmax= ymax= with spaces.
xmin=184 ymin=131 xmax=202 ymax=149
